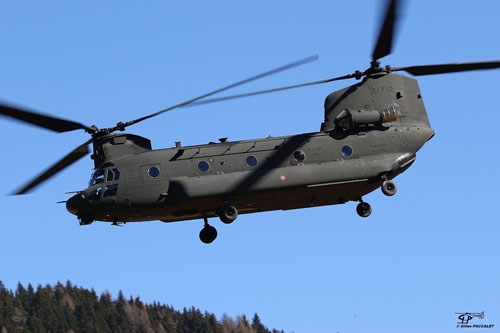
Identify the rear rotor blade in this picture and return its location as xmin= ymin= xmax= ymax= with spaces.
xmin=112 ymin=55 xmax=318 ymax=131
xmin=0 ymin=102 xmax=94 ymax=133
xmin=372 ymin=0 xmax=400 ymax=62
xmin=392 ymin=60 xmax=500 ymax=76
xmin=13 ymin=139 xmax=92 ymax=195
xmin=183 ymin=73 xmax=358 ymax=107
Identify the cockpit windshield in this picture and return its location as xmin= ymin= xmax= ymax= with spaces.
xmin=89 ymin=168 xmax=105 ymax=186
xmin=89 ymin=165 xmax=120 ymax=186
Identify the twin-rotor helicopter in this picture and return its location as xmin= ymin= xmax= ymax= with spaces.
xmin=1 ymin=0 xmax=499 ymax=243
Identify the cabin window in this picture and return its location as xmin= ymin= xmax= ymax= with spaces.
xmin=197 ymin=161 xmax=210 ymax=173
xmin=245 ymin=155 xmax=258 ymax=167
xmin=341 ymin=145 xmax=353 ymax=157
xmin=148 ymin=166 xmax=160 ymax=178
xmin=293 ymin=150 xmax=306 ymax=163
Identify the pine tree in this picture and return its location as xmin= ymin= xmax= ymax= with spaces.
xmin=252 ymin=313 xmax=269 ymax=333
xmin=116 ymin=290 xmax=131 ymax=331
xmin=99 ymin=290 xmax=117 ymax=331
xmin=0 ymin=281 xmax=14 ymax=331
xmin=205 ymin=311 xmax=219 ymax=333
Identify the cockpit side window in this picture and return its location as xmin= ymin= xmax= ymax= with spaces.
xmin=113 ymin=168 xmax=120 ymax=181
xmin=106 ymin=169 xmax=114 ymax=182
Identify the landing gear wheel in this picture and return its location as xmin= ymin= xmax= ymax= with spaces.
xmin=381 ymin=180 xmax=397 ymax=196
xmin=219 ymin=205 xmax=238 ymax=224
xmin=356 ymin=202 xmax=372 ymax=218
xmin=199 ymin=225 xmax=217 ymax=244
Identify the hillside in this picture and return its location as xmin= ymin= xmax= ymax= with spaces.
xmin=0 ymin=281 xmax=283 ymax=333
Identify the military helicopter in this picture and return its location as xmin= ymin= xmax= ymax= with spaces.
xmin=1 ymin=0 xmax=499 ymax=244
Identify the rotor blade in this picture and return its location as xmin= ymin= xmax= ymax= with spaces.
xmin=391 ymin=60 xmax=500 ymax=76
xmin=0 ymin=102 xmax=94 ymax=133
xmin=13 ymin=139 xmax=92 ymax=195
xmin=115 ymin=55 xmax=318 ymax=130
xmin=372 ymin=0 xmax=399 ymax=62
xmin=182 ymin=73 xmax=358 ymax=107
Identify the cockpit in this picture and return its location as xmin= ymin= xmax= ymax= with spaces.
xmin=88 ymin=162 xmax=121 ymax=200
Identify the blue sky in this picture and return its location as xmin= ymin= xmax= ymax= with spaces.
xmin=0 ymin=1 xmax=499 ymax=332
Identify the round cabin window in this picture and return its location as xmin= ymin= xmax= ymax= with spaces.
xmin=245 ymin=155 xmax=258 ymax=167
xmin=341 ymin=145 xmax=353 ymax=157
xmin=148 ymin=166 xmax=160 ymax=178
xmin=197 ymin=161 xmax=210 ymax=173
xmin=293 ymin=150 xmax=306 ymax=163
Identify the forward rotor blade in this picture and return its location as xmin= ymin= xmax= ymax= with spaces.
xmin=372 ymin=0 xmax=400 ymax=62
xmin=183 ymin=73 xmax=357 ymax=107
xmin=115 ymin=55 xmax=318 ymax=130
xmin=13 ymin=139 xmax=92 ymax=195
xmin=0 ymin=102 xmax=94 ymax=133
xmin=392 ymin=60 xmax=500 ymax=76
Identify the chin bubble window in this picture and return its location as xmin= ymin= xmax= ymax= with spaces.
xmin=245 ymin=155 xmax=258 ymax=167
xmin=293 ymin=150 xmax=306 ymax=163
xmin=197 ymin=161 xmax=210 ymax=173
xmin=89 ymin=187 xmax=102 ymax=202
xmin=341 ymin=145 xmax=353 ymax=157
xmin=148 ymin=166 xmax=160 ymax=178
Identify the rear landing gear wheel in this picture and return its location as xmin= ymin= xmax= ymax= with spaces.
xmin=356 ymin=202 xmax=372 ymax=218
xmin=199 ymin=225 xmax=217 ymax=244
xmin=218 ymin=205 xmax=238 ymax=224
xmin=381 ymin=180 xmax=397 ymax=196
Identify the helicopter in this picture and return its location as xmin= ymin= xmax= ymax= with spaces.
xmin=1 ymin=0 xmax=499 ymax=244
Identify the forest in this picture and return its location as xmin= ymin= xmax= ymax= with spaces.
xmin=0 ymin=281 xmax=284 ymax=333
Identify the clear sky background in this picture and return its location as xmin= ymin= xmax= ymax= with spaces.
xmin=0 ymin=1 xmax=499 ymax=332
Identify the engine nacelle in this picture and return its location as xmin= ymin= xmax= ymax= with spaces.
xmin=334 ymin=104 xmax=398 ymax=130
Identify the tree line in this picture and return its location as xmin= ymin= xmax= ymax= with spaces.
xmin=0 ymin=280 xmax=284 ymax=333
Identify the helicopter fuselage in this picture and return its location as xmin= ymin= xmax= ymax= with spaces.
xmin=66 ymin=119 xmax=434 ymax=224
xmin=66 ymin=72 xmax=435 ymax=225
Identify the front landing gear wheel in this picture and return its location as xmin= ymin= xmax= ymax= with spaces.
xmin=381 ymin=180 xmax=397 ymax=196
xmin=356 ymin=202 xmax=372 ymax=218
xmin=199 ymin=217 xmax=217 ymax=244
xmin=199 ymin=225 xmax=217 ymax=244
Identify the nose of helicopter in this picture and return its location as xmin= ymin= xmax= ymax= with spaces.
xmin=66 ymin=193 xmax=85 ymax=215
